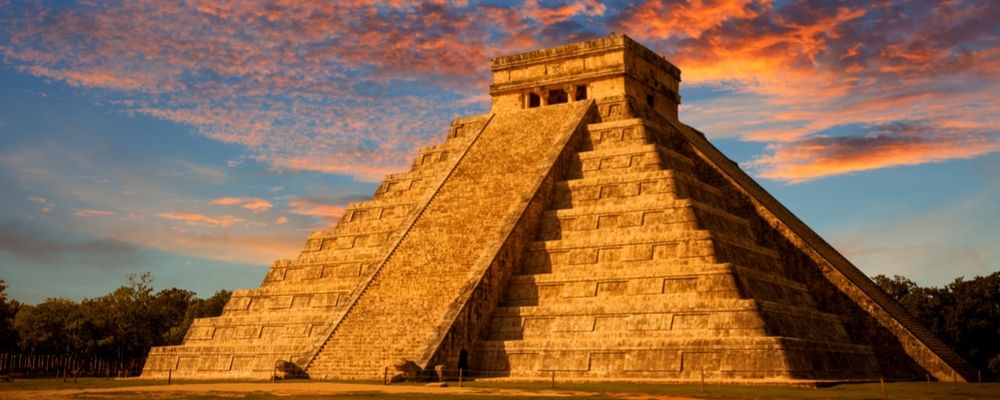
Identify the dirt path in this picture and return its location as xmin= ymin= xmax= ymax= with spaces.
xmin=0 ymin=381 xmax=618 ymax=399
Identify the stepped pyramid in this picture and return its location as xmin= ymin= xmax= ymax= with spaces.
xmin=142 ymin=35 xmax=976 ymax=383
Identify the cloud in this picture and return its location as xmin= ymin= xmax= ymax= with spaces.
xmin=614 ymin=0 xmax=1000 ymax=181
xmin=0 ymin=220 xmax=139 ymax=263
xmin=274 ymin=216 xmax=288 ymax=225
xmin=26 ymin=196 xmax=54 ymax=214
xmin=1 ymin=1 xmax=605 ymax=182
xmin=157 ymin=212 xmax=245 ymax=227
xmin=3 ymin=0 xmax=997 ymax=184
xmin=288 ymin=198 xmax=346 ymax=221
xmin=208 ymin=197 xmax=243 ymax=206
xmin=74 ymin=208 xmax=114 ymax=217
xmin=748 ymin=121 xmax=1000 ymax=182
xmin=209 ymin=196 xmax=273 ymax=213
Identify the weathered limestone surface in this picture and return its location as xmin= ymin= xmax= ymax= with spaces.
xmin=141 ymin=115 xmax=488 ymax=379
xmin=306 ymin=101 xmax=594 ymax=379
xmin=142 ymin=34 xmax=975 ymax=383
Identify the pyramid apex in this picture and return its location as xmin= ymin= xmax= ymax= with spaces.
xmin=490 ymin=35 xmax=681 ymax=119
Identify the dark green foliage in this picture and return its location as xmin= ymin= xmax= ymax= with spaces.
xmin=874 ymin=272 xmax=1000 ymax=379
xmin=0 ymin=279 xmax=20 ymax=353
xmin=13 ymin=297 xmax=76 ymax=354
xmin=163 ymin=289 xmax=231 ymax=345
xmin=0 ymin=272 xmax=230 ymax=364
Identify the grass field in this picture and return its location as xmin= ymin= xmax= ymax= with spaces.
xmin=0 ymin=378 xmax=997 ymax=399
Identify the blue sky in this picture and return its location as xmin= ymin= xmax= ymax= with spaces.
xmin=0 ymin=0 xmax=997 ymax=303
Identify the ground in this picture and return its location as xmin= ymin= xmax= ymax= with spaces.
xmin=0 ymin=379 xmax=998 ymax=399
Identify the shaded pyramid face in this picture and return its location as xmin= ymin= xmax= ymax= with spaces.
xmin=142 ymin=35 xmax=975 ymax=383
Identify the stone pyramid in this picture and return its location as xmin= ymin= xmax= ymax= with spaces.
xmin=142 ymin=35 xmax=975 ymax=383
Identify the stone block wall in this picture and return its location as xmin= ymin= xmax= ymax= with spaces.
xmin=141 ymin=115 xmax=489 ymax=380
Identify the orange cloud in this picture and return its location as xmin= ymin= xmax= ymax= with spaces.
xmin=74 ymin=209 xmax=115 ymax=217
xmin=209 ymin=196 xmax=273 ymax=213
xmin=522 ymin=0 xmax=605 ymax=26
xmin=208 ymin=197 xmax=243 ymax=205
xmin=157 ymin=212 xmax=245 ymax=227
xmin=748 ymin=122 xmax=1000 ymax=183
xmin=288 ymin=198 xmax=346 ymax=220
xmin=5 ymin=0 xmax=997 ymax=184
xmin=241 ymin=198 xmax=273 ymax=213
xmin=624 ymin=0 xmax=757 ymax=39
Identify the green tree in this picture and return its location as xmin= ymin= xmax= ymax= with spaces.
xmin=875 ymin=272 xmax=1000 ymax=379
xmin=13 ymin=297 xmax=79 ymax=354
xmin=150 ymin=287 xmax=196 ymax=345
xmin=164 ymin=289 xmax=231 ymax=345
xmin=0 ymin=278 xmax=21 ymax=353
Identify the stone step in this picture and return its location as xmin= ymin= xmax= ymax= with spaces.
xmin=580 ymin=118 xmax=656 ymax=151
xmin=568 ymin=143 xmax=698 ymax=180
xmin=553 ymin=170 xmax=727 ymax=210
xmin=295 ymin=247 xmax=385 ymax=264
xmin=537 ymin=199 xmax=754 ymax=242
xmin=473 ymin=336 xmax=876 ymax=378
xmin=262 ymin=261 xmax=374 ymax=284
xmin=307 ymin=102 xmax=594 ymax=378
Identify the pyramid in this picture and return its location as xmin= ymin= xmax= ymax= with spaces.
xmin=142 ymin=35 xmax=976 ymax=383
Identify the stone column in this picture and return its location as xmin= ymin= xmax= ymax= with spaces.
xmin=565 ymin=84 xmax=577 ymax=102
xmin=534 ymin=88 xmax=548 ymax=106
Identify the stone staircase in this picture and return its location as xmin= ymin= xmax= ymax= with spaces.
xmin=474 ymin=115 xmax=881 ymax=380
xmin=141 ymin=115 xmax=489 ymax=380
xmin=305 ymin=101 xmax=595 ymax=379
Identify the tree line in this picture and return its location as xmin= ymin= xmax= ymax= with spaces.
xmin=0 ymin=272 xmax=230 ymax=376
xmin=0 ymin=271 xmax=995 ymax=379
xmin=873 ymin=272 xmax=1000 ymax=379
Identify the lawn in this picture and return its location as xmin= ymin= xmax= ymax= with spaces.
xmin=0 ymin=378 xmax=996 ymax=399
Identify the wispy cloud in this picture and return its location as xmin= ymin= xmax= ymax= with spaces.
xmin=1 ymin=0 xmax=996 ymax=185
xmin=74 ymin=208 xmax=114 ymax=217
xmin=157 ymin=212 xmax=244 ymax=227
xmin=1 ymin=1 xmax=604 ymax=181
xmin=615 ymin=0 xmax=1000 ymax=182
xmin=747 ymin=121 xmax=1000 ymax=183
xmin=26 ymin=196 xmax=54 ymax=214
xmin=0 ymin=219 xmax=139 ymax=263
xmin=288 ymin=198 xmax=346 ymax=221
xmin=209 ymin=196 xmax=273 ymax=213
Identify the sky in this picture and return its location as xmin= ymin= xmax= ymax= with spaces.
xmin=0 ymin=0 xmax=997 ymax=304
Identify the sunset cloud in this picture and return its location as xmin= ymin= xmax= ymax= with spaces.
xmin=2 ymin=0 xmax=997 ymax=185
xmin=208 ymin=197 xmax=243 ymax=206
xmin=73 ymin=209 xmax=114 ymax=217
xmin=209 ymin=196 xmax=273 ymax=213
xmin=157 ymin=212 xmax=244 ymax=227
xmin=288 ymin=198 xmax=346 ymax=221
xmin=614 ymin=0 xmax=999 ymax=181
xmin=748 ymin=121 xmax=1000 ymax=183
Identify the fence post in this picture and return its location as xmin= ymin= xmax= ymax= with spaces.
xmin=459 ymin=368 xmax=463 ymax=387
xmin=880 ymin=377 xmax=888 ymax=400
xmin=701 ymin=367 xmax=705 ymax=393
xmin=551 ymin=370 xmax=555 ymax=389
xmin=383 ymin=367 xmax=387 ymax=385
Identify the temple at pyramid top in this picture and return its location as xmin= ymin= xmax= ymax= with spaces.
xmin=490 ymin=34 xmax=681 ymax=119
xmin=142 ymin=34 xmax=976 ymax=384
